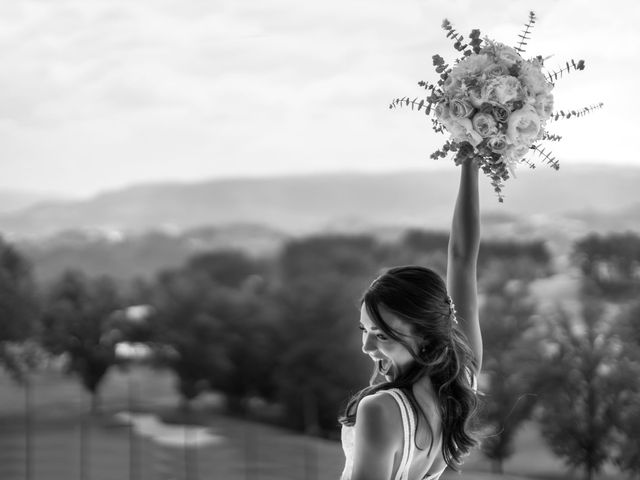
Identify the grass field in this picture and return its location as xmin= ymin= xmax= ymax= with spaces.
xmin=0 ymin=366 xmax=622 ymax=480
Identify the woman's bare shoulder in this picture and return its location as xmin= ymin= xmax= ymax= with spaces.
xmin=357 ymin=390 xmax=403 ymax=421
xmin=351 ymin=391 xmax=405 ymax=480
xmin=355 ymin=390 xmax=404 ymax=445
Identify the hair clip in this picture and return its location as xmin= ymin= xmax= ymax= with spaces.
xmin=445 ymin=295 xmax=459 ymax=323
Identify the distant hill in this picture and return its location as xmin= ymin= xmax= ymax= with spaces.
xmin=21 ymin=224 xmax=289 ymax=283
xmin=0 ymin=190 xmax=68 ymax=215
xmin=4 ymin=164 xmax=640 ymax=282
xmin=2 ymin=164 xmax=640 ymax=239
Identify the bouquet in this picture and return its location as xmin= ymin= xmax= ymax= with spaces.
xmin=390 ymin=11 xmax=602 ymax=201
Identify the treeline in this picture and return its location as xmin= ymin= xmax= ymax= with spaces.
xmin=1 ymin=230 xmax=640 ymax=480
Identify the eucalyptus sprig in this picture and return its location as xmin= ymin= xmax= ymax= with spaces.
xmin=541 ymin=132 xmax=563 ymax=142
xmin=430 ymin=140 xmax=458 ymax=160
xmin=431 ymin=118 xmax=446 ymax=134
xmin=546 ymin=59 xmax=586 ymax=83
xmin=477 ymin=155 xmax=511 ymax=201
xmin=530 ymin=145 xmax=560 ymax=170
xmin=551 ymin=102 xmax=604 ymax=120
xmin=468 ymin=29 xmax=483 ymax=55
xmin=388 ymin=96 xmax=432 ymax=115
xmin=417 ymin=80 xmax=436 ymax=92
xmin=431 ymin=54 xmax=452 ymax=87
xmin=441 ymin=19 xmax=469 ymax=54
xmin=515 ymin=11 xmax=536 ymax=54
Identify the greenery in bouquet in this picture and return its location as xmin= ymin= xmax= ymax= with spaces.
xmin=390 ymin=11 xmax=602 ymax=201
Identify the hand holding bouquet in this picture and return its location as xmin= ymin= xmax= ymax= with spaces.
xmin=391 ymin=12 xmax=602 ymax=201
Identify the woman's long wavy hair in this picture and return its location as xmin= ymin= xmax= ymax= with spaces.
xmin=338 ymin=265 xmax=479 ymax=470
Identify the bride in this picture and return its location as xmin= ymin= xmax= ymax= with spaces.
xmin=339 ymin=157 xmax=481 ymax=480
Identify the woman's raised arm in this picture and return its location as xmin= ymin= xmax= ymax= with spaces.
xmin=446 ymin=158 xmax=482 ymax=374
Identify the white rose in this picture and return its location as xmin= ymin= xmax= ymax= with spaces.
xmin=484 ymin=41 xmax=521 ymax=67
xmin=508 ymin=144 xmax=531 ymax=161
xmin=450 ymin=97 xmax=475 ymax=118
xmin=506 ymin=105 xmax=541 ymax=146
xmin=495 ymin=43 xmax=522 ymax=66
xmin=484 ymin=63 xmax=509 ymax=78
xmin=468 ymin=87 xmax=486 ymax=108
xmin=471 ymin=112 xmax=498 ymax=138
xmin=519 ymin=60 xmax=553 ymax=96
xmin=442 ymin=75 xmax=461 ymax=94
xmin=483 ymin=76 xmax=523 ymax=104
xmin=442 ymin=117 xmax=484 ymax=147
xmin=534 ymin=93 xmax=554 ymax=121
xmin=449 ymin=53 xmax=493 ymax=79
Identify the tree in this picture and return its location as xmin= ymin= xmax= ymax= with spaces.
xmin=562 ymin=234 xmax=640 ymax=478
xmin=479 ymin=279 xmax=540 ymax=473
xmin=208 ymin=288 xmax=281 ymax=411
xmin=613 ymin=393 xmax=640 ymax=479
xmin=537 ymin=294 xmax=632 ymax=480
xmin=0 ymin=237 xmax=40 ymax=381
xmin=384 ymin=229 xmax=448 ymax=275
xmin=40 ymin=270 xmax=123 ymax=412
xmin=477 ymin=252 xmax=553 ymax=473
xmin=151 ymin=254 xmax=281 ymax=413
xmin=611 ymin=300 xmax=640 ymax=478
xmin=273 ymin=235 xmax=378 ymax=434
xmin=280 ymin=234 xmax=380 ymax=279
xmin=573 ymin=232 xmax=640 ymax=300
xmin=185 ymin=249 xmax=266 ymax=289
xmin=151 ymin=269 xmax=232 ymax=410
xmin=479 ymin=239 xmax=552 ymax=273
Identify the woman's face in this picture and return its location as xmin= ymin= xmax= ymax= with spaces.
xmin=359 ymin=303 xmax=417 ymax=380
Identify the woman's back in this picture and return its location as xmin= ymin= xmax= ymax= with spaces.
xmin=341 ymin=382 xmax=447 ymax=480
xmin=408 ymin=380 xmax=447 ymax=479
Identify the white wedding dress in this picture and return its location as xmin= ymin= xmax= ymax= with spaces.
xmin=340 ymin=388 xmax=446 ymax=480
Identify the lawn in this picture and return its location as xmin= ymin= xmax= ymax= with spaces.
xmin=0 ymin=366 xmax=621 ymax=480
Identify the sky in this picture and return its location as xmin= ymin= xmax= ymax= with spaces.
xmin=1 ymin=0 xmax=638 ymax=198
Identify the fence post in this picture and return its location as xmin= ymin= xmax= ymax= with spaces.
xmin=79 ymin=395 xmax=90 ymax=480
xmin=128 ymin=370 xmax=139 ymax=480
xmin=192 ymin=430 xmax=198 ymax=480
xmin=24 ymin=374 xmax=32 ymax=480
xmin=244 ymin=412 xmax=256 ymax=480
xmin=184 ymin=425 xmax=198 ymax=480
xmin=303 ymin=389 xmax=318 ymax=480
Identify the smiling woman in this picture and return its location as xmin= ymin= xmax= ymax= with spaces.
xmin=359 ymin=304 xmax=417 ymax=379
xmin=338 ymin=158 xmax=481 ymax=480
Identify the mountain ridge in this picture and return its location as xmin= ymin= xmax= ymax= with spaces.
xmin=2 ymin=164 xmax=639 ymax=239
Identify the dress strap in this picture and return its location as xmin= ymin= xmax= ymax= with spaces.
xmin=386 ymin=389 xmax=416 ymax=480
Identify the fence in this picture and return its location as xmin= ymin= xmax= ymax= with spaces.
xmin=0 ymin=368 xmax=344 ymax=480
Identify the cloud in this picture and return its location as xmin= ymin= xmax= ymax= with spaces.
xmin=0 ymin=0 xmax=638 ymax=195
